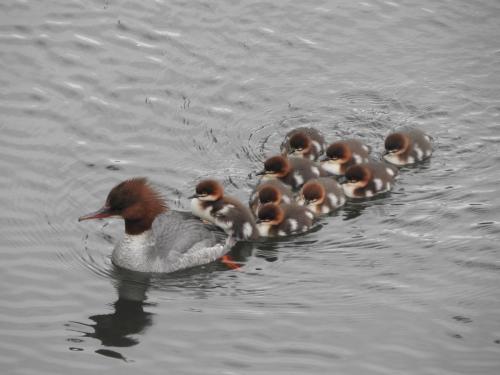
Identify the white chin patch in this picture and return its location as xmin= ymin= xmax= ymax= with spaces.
xmin=383 ymin=153 xmax=405 ymax=166
xmin=261 ymin=174 xmax=276 ymax=181
xmin=321 ymin=161 xmax=342 ymax=175
xmin=342 ymin=183 xmax=359 ymax=198
xmin=191 ymin=198 xmax=214 ymax=222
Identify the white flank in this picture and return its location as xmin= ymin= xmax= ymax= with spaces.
xmin=362 ymin=145 xmax=369 ymax=152
xmin=353 ymin=154 xmax=362 ymax=164
xmin=243 ymin=222 xmax=253 ymax=238
xmin=373 ymin=178 xmax=383 ymax=191
xmin=407 ymin=156 xmax=415 ymax=164
xmin=305 ymin=210 xmax=315 ymax=220
xmin=294 ymin=173 xmax=304 ymax=187
xmin=288 ymin=219 xmax=298 ymax=232
xmin=278 ymin=230 xmax=287 ymax=236
xmin=282 ymin=195 xmax=291 ymax=204
xmin=257 ymin=223 xmax=271 ymax=237
xmin=365 ymin=190 xmax=374 ymax=198
xmin=312 ymin=141 xmax=321 ymax=153
xmin=425 ymin=149 xmax=432 ymax=157
xmin=328 ymin=193 xmax=338 ymax=206
xmin=386 ymin=167 xmax=395 ymax=176
xmin=321 ymin=205 xmax=330 ymax=214
xmin=311 ymin=166 xmax=320 ymax=176
xmin=414 ymin=146 xmax=423 ymax=160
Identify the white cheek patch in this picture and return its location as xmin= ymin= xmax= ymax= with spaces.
xmin=296 ymin=196 xmax=305 ymax=205
xmin=294 ymin=173 xmax=304 ymax=187
xmin=328 ymin=193 xmax=338 ymax=206
xmin=414 ymin=146 xmax=423 ymax=160
xmin=383 ymin=153 xmax=405 ymax=166
xmin=386 ymin=167 xmax=395 ymax=176
xmin=288 ymin=218 xmax=298 ymax=232
xmin=243 ymin=222 xmax=254 ymax=238
xmin=352 ymin=154 xmax=362 ymax=164
xmin=282 ymin=195 xmax=291 ymax=204
xmin=321 ymin=161 xmax=341 ymax=175
xmin=191 ymin=199 xmax=214 ymax=222
xmin=311 ymin=166 xmax=320 ymax=177
xmin=373 ymin=178 xmax=383 ymax=191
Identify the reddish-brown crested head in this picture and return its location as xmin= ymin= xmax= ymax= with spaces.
xmin=325 ymin=142 xmax=352 ymax=162
xmin=79 ymin=178 xmax=167 ymax=235
xmin=193 ymin=179 xmax=224 ymax=201
xmin=301 ymin=180 xmax=326 ymax=204
xmin=289 ymin=132 xmax=311 ymax=154
xmin=345 ymin=165 xmax=372 ymax=188
xmin=385 ymin=133 xmax=410 ymax=155
xmin=256 ymin=203 xmax=285 ymax=225
xmin=259 ymin=155 xmax=290 ymax=177
xmin=258 ymin=185 xmax=282 ymax=205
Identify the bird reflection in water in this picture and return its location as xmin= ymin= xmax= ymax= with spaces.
xmin=66 ymin=241 xmax=255 ymax=361
xmin=66 ymin=267 xmax=154 ymax=361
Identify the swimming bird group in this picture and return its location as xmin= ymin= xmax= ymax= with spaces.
xmin=79 ymin=127 xmax=432 ymax=273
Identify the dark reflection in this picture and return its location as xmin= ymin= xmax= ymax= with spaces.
xmin=66 ymin=241 xmax=257 ymax=360
xmin=66 ymin=267 xmax=153 ymax=361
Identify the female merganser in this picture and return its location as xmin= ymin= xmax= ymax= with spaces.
xmin=280 ymin=127 xmax=326 ymax=161
xmin=249 ymin=179 xmax=294 ymax=216
xmin=383 ymin=128 xmax=433 ymax=166
xmin=256 ymin=202 xmax=315 ymax=237
xmin=297 ymin=177 xmax=346 ymax=215
xmin=78 ymin=178 xmax=229 ymax=273
xmin=257 ymin=155 xmax=330 ymax=190
xmin=342 ymin=162 xmax=398 ymax=199
xmin=190 ymin=179 xmax=258 ymax=241
xmin=321 ymin=139 xmax=371 ymax=176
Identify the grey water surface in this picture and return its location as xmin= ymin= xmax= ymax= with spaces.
xmin=1 ymin=0 xmax=500 ymax=374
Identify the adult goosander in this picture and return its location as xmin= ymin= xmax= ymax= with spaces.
xmin=79 ymin=178 xmax=229 ymax=273
xmin=383 ymin=128 xmax=433 ymax=166
xmin=280 ymin=127 xmax=326 ymax=161
xmin=190 ymin=179 xmax=258 ymax=241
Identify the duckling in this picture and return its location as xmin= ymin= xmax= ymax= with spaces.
xmin=297 ymin=177 xmax=346 ymax=215
xmin=383 ymin=128 xmax=433 ymax=166
xmin=342 ymin=162 xmax=398 ymax=199
xmin=257 ymin=155 xmax=330 ymax=190
xmin=249 ymin=179 xmax=294 ymax=216
xmin=190 ymin=179 xmax=258 ymax=240
xmin=280 ymin=127 xmax=326 ymax=161
xmin=256 ymin=202 xmax=315 ymax=237
xmin=321 ymin=139 xmax=371 ymax=176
